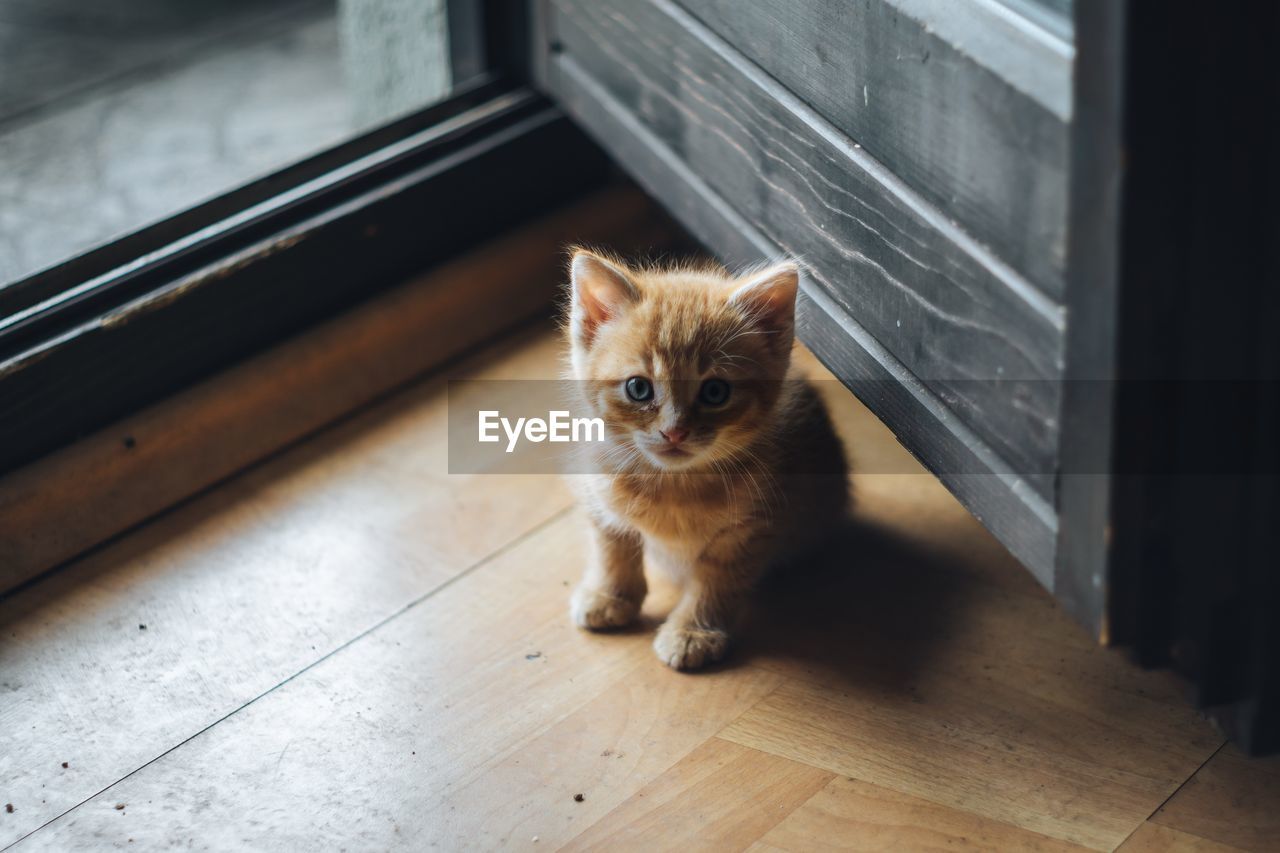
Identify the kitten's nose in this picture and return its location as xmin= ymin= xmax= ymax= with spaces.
xmin=660 ymin=426 xmax=689 ymax=446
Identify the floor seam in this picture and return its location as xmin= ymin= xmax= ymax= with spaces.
xmin=1107 ymin=737 xmax=1227 ymax=852
xmin=1 ymin=505 xmax=573 ymax=851
xmin=711 ymin=682 xmax=1138 ymax=853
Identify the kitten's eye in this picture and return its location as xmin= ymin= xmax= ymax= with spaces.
xmin=698 ymin=378 xmax=731 ymax=407
xmin=624 ymin=376 xmax=654 ymax=402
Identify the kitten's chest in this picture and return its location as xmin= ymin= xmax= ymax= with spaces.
xmin=605 ymin=476 xmax=742 ymax=543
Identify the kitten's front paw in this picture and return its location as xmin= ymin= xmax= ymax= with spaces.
xmin=653 ymin=622 xmax=729 ymax=671
xmin=571 ymin=585 xmax=641 ymax=630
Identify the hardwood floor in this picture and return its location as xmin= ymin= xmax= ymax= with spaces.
xmin=2 ymin=324 xmax=1276 ymax=851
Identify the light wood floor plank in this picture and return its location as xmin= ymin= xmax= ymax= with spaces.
xmin=430 ymin=657 xmax=784 ymax=848
xmin=8 ymin=514 xmax=762 ymax=850
xmin=719 ymin=676 xmax=1190 ymax=850
xmin=751 ymin=775 xmax=1091 ymax=852
xmin=1117 ymin=823 xmax=1248 ymax=853
xmin=1151 ymin=745 xmax=1280 ymax=852
xmin=0 ymin=331 xmax=572 ymax=847
xmin=562 ymin=738 xmax=834 ymax=852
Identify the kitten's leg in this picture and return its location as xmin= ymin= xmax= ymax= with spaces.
xmin=653 ymin=533 xmax=762 ymax=670
xmin=571 ymin=518 xmax=646 ymax=630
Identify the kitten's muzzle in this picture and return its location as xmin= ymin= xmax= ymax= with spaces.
xmin=659 ymin=426 xmax=689 ymax=446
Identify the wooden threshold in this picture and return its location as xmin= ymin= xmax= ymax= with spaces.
xmin=0 ymin=186 xmax=678 ymax=594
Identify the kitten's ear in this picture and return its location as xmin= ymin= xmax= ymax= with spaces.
xmin=570 ymin=250 xmax=639 ymax=346
xmin=729 ymin=261 xmax=799 ymax=337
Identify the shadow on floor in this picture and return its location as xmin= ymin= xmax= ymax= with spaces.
xmin=734 ymin=517 xmax=978 ymax=694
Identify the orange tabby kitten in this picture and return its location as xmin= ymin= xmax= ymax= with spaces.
xmin=564 ymin=249 xmax=850 ymax=670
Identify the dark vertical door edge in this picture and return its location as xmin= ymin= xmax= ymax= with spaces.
xmin=1106 ymin=0 xmax=1280 ymax=754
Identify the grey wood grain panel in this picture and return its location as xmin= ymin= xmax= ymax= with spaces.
xmin=674 ymin=0 xmax=1072 ymax=298
xmin=546 ymin=51 xmax=1057 ymax=580
xmin=546 ymin=0 xmax=1063 ymax=499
